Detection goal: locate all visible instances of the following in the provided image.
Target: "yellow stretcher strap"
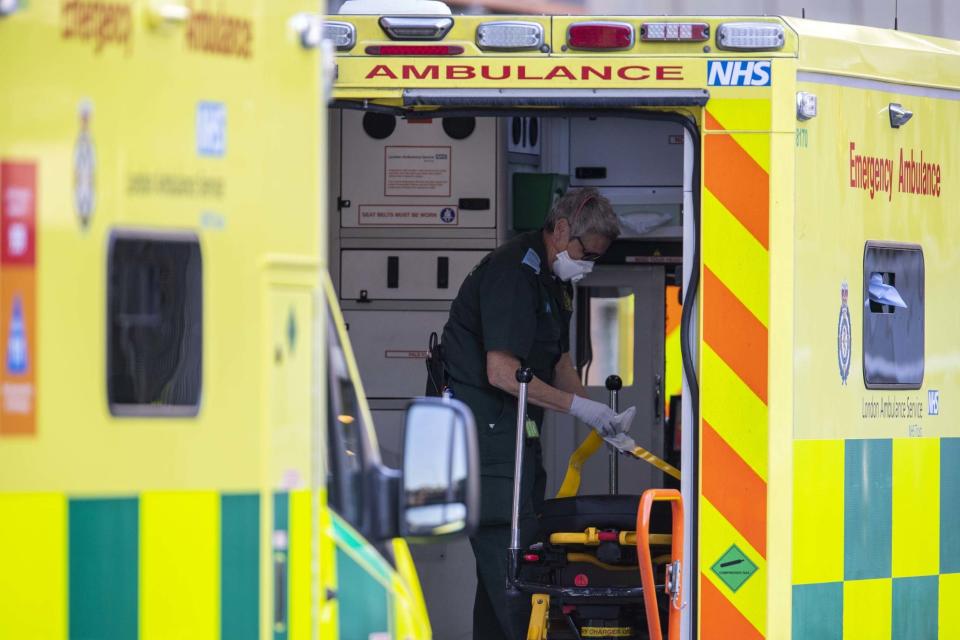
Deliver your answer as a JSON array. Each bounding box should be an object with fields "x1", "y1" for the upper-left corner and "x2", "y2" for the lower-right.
[
  {"x1": 556, "y1": 432, "x2": 604, "y2": 498},
  {"x1": 631, "y1": 445, "x2": 682, "y2": 481},
  {"x1": 566, "y1": 552, "x2": 638, "y2": 572},
  {"x1": 526, "y1": 594, "x2": 550, "y2": 640},
  {"x1": 556, "y1": 432, "x2": 682, "y2": 499}
]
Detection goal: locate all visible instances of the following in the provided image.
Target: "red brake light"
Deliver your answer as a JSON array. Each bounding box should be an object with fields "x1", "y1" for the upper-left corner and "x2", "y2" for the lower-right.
[
  {"x1": 365, "y1": 45, "x2": 464, "y2": 56},
  {"x1": 567, "y1": 22, "x2": 634, "y2": 50}
]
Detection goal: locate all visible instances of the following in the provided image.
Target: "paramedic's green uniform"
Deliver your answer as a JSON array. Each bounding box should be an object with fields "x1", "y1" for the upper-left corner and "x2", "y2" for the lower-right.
[{"x1": 441, "y1": 230, "x2": 573, "y2": 640}]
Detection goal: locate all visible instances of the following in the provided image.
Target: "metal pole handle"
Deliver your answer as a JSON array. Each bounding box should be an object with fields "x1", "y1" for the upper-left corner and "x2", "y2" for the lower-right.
[
  {"x1": 510, "y1": 367, "x2": 534, "y2": 551},
  {"x1": 606, "y1": 375, "x2": 622, "y2": 495}
]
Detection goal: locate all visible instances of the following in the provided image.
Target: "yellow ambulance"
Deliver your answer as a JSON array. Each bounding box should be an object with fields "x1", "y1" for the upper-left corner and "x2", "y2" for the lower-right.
[
  {"x1": 325, "y1": 7, "x2": 960, "y2": 639},
  {"x1": 0, "y1": 2, "x2": 479, "y2": 639}
]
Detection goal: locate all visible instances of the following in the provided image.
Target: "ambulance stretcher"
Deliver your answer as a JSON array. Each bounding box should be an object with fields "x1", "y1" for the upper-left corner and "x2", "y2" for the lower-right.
[{"x1": 508, "y1": 367, "x2": 685, "y2": 640}]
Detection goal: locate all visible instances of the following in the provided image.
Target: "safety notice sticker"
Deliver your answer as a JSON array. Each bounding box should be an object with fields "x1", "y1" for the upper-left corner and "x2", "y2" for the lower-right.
[
  {"x1": 384, "y1": 146, "x2": 451, "y2": 197},
  {"x1": 358, "y1": 205, "x2": 458, "y2": 226},
  {"x1": 710, "y1": 545, "x2": 757, "y2": 592}
]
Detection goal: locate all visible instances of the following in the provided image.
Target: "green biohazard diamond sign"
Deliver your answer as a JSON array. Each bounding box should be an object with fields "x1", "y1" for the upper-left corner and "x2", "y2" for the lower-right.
[{"x1": 710, "y1": 545, "x2": 757, "y2": 593}]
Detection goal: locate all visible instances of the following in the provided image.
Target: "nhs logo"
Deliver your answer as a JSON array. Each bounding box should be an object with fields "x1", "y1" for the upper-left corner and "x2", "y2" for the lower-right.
[
  {"x1": 707, "y1": 60, "x2": 771, "y2": 87},
  {"x1": 196, "y1": 101, "x2": 226, "y2": 157}
]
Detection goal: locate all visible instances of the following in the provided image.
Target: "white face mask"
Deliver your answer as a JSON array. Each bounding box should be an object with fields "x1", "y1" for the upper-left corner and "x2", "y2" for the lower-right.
[{"x1": 552, "y1": 250, "x2": 594, "y2": 284}]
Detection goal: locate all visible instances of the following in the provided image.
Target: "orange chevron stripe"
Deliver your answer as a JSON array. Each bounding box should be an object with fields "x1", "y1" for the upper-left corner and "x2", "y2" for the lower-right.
[
  {"x1": 702, "y1": 419, "x2": 767, "y2": 557},
  {"x1": 700, "y1": 575, "x2": 764, "y2": 640},
  {"x1": 702, "y1": 267, "x2": 768, "y2": 403},
  {"x1": 704, "y1": 110, "x2": 724, "y2": 132},
  {"x1": 704, "y1": 120, "x2": 769, "y2": 249}
]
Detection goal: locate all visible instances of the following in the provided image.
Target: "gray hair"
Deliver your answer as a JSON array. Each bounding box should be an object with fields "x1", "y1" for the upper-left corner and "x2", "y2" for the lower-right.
[{"x1": 543, "y1": 187, "x2": 620, "y2": 241}]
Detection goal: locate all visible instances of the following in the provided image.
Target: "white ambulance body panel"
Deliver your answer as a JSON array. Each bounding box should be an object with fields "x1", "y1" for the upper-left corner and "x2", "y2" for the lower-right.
[{"x1": 343, "y1": 309, "x2": 449, "y2": 399}]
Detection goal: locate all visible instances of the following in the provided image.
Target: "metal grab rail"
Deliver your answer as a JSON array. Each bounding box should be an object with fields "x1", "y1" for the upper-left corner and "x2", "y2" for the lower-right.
[{"x1": 636, "y1": 488, "x2": 685, "y2": 640}]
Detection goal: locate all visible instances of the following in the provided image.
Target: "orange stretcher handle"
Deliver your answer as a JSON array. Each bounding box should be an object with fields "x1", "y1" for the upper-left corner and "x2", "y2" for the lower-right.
[{"x1": 637, "y1": 489, "x2": 684, "y2": 640}]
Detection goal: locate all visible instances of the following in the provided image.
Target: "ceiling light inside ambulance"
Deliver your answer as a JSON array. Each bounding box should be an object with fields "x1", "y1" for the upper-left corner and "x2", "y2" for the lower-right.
[
  {"x1": 477, "y1": 22, "x2": 544, "y2": 51},
  {"x1": 716, "y1": 22, "x2": 785, "y2": 50},
  {"x1": 567, "y1": 22, "x2": 634, "y2": 50},
  {"x1": 323, "y1": 21, "x2": 356, "y2": 51},
  {"x1": 641, "y1": 22, "x2": 709, "y2": 42},
  {"x1": 379, "y1": 16, "x2": 454, "y2": 40}
]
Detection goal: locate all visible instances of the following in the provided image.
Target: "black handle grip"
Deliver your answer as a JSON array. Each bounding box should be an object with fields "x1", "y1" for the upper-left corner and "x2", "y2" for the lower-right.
[
  {"x1": 605, "y1": 375, "x2": 623, "y2": 391},
  {"x1": 516, "y1": 367, "x2": 534, "y2": 384}
]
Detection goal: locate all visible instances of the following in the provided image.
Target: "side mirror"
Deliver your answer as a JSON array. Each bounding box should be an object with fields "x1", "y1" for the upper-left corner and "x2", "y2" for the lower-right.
[{"x1": 400, "y1": 397, "x2": 479, "y2": 542}]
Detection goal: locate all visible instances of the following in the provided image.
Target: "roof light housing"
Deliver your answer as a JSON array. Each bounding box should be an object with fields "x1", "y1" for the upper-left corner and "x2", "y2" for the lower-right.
[
  {"x1": 567, "y1": 21, "x2": 634, "y2": 51},
  {"x1": 379, "y1": 16, "x2": 454, "y2": 40},
  {"x1": 323, "y1": 21, "x2": 357, "y2": 51},
  {"x1": 641, "y1": 22, "x2": 709, "y2": 42},
  {"x1": 477, "y1": 21, "x2": 544, "y2": 51},
  {"x1": 716, "y1": 22, "x2": 785, "y2": 51}
]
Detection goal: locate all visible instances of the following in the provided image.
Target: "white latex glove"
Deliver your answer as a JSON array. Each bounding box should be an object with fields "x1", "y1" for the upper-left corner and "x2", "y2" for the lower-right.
[
  {"x1": 605, "y1": 432, "x2": 637, "y2": 454},
  {"x1": 603, "y1": 407, "x2": 638, "y2": 453},
  {"x1": 610, "y1": 406, "x2": 636, "y2": 435},
  {"x1": 569, "y1": 395, "x2": 617, "y2": 437}
]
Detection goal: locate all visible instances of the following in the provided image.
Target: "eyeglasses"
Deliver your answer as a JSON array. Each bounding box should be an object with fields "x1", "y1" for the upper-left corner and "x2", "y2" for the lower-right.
[{"x1": 572, "y1": 236, "x2": 602, "y2": 262}]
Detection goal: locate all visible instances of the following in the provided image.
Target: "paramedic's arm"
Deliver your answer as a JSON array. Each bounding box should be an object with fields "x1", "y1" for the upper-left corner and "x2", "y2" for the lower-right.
[
  {"x1": 486, "y1": 350, "x2": 572, "y2": 413},
  {"x1": 552, "y1": 352, "x2": 589, "y2": 398}
]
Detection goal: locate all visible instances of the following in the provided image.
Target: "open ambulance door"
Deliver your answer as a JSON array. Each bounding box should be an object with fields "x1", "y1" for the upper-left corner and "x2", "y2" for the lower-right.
[{"x1": 330, "y1": 96, "x2": 704, "y2": 639}]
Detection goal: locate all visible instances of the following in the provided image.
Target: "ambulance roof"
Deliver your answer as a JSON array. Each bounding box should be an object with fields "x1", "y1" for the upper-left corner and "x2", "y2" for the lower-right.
[{"x1": 785, "y1": 17, "x2": 960, "y2": 90}]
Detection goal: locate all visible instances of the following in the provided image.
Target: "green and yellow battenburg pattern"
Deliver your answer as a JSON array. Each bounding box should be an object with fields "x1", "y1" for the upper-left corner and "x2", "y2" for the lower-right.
[
  {"x1": 792, "y1": 439, "x2": 960, "y2": 639},
  {"x1": 0, "y1": 490, "x2": 400, "y2": 639}
]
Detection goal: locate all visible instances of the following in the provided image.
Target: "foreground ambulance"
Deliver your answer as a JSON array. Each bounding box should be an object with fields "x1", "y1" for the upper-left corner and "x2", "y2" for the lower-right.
[
  {"x1": 325, "y1": 7, "x2": 960, "y2": 639},
  {"x1": 0, "y1": 2, "x2": 480, "y2": 639}
]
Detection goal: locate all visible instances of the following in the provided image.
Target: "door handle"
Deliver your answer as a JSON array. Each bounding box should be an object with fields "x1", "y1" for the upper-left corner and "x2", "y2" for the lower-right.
[{"x1": 326, "y1": 588, "x2": 338, "y2": 601}]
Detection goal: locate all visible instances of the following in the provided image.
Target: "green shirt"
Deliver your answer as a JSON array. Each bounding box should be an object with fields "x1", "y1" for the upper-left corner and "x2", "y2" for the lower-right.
[{"x1": 441, "y1": 230, "x2": 573, "y2": 435}]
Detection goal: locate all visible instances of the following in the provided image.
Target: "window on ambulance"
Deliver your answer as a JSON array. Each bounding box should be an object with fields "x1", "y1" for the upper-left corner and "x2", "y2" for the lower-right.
[
  {"x1": 578, "y1": 287, "x2": 635, "y2": 387},
  {"x1": 326, "y1": 311, "x2": 367, "y2": 529},
  {"x1": 862, "y1": 242, "x2": 924, "y2": 389},
  {"x1": 106, "y1": 231, "x2": 202, "y2": 417}
]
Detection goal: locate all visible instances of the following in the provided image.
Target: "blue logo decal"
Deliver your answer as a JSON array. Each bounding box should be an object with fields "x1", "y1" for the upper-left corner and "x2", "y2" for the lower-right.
[
  {"x1": 838, "y1": 282, "x2": 851, "y2": 385},
  {"x1": 6, "y1": 295, "x2": 27, "y2": 375},
  {"x1": 928, "y1": 390, "x2": 940, "y2": 416},
  {"x1": 196, "y1": 101, "x2": 226, "y2": 157},
  {"x1": 707, "y1": 60, "x2": 771, "y2": 86},
  {"x1": 440, "y1": 207, "x2": 456, "y2": 224},
  {"x1": 521, "y1": 248, "x2": 541, "y2": 274}
]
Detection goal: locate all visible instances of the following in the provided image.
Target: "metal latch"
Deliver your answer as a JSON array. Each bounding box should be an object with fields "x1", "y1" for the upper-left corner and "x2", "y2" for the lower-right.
[{"x1": 665, "y1": 560, "x2": 682, "y2": 608}]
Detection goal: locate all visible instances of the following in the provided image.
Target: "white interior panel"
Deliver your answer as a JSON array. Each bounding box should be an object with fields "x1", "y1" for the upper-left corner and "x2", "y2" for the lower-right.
[
  {"x1": 340, "y1": 110, "x2": 497, "y2": 228},
  {"x1": 569, "y1": 118, "x2": 684, "y2": 187},
  {"x1": 343, "y1": 309, "x2": 449, "y2": 398},
  {"x1": 340, "y1": 249, "x2": 487, "y2": 301}
]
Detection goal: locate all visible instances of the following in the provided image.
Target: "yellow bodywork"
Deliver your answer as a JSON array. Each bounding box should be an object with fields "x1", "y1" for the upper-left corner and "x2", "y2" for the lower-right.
[
  {"x1": 2, "y1": 4, "x2": 959, "y2": 638},
  {"x1": 0, "y1": 1, "x2": 430, "y2": 639},
  {"x1": 331, "y1": 13, "x2": 960, "y2": 640}
]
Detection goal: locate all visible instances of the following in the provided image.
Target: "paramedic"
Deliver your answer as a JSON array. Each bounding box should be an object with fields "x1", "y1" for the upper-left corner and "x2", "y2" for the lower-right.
[{"x1": 440, "y1": 187, "x2": 630, "y2": 639}]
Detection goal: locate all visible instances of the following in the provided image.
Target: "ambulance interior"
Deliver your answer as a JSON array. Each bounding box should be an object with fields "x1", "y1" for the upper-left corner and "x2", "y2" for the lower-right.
[{"x1": 329, "y1": 108, "x2": 696, "y2": 638}]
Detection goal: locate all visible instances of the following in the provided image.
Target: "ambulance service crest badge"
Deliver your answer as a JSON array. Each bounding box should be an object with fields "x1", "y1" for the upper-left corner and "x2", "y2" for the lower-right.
[{"x1": 838, "y1": 281, "x2": 851, "y2": 384}]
